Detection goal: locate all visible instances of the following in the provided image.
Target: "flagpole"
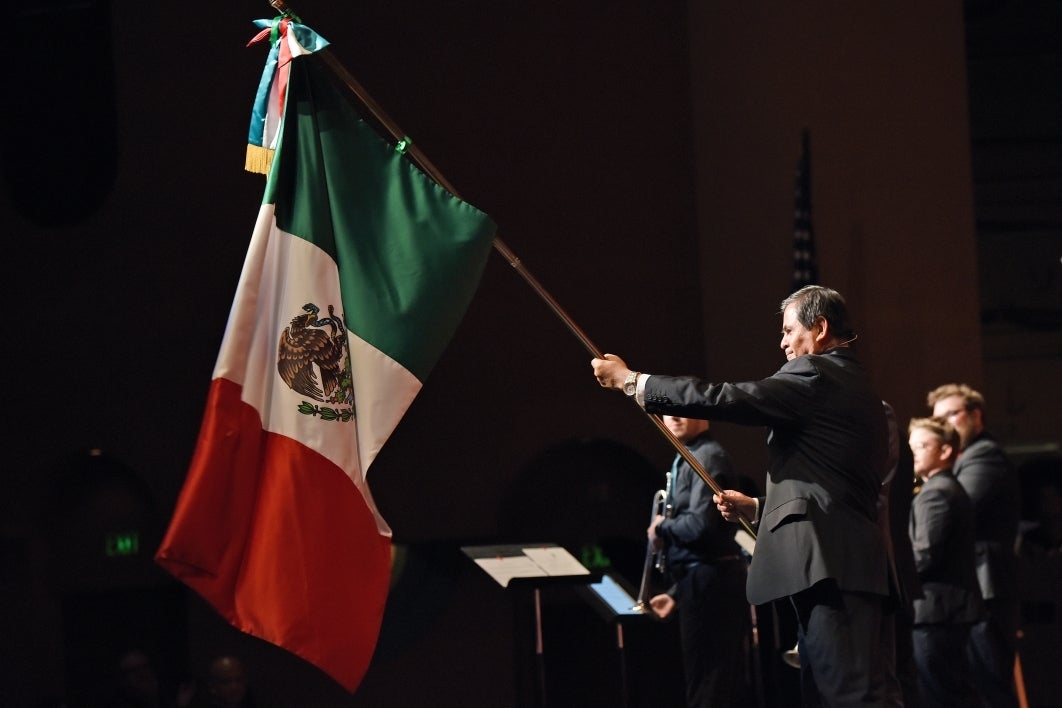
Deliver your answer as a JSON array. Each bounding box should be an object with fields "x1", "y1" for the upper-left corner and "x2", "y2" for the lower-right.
[{"x1": 266, "y1": 0, "x2": 756, "y2": 540}]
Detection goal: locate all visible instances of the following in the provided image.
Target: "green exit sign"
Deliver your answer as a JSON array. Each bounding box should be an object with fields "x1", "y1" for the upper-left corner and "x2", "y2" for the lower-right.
[{"x1": 105, "y1": 532, "x2": 140, "y2": 557}]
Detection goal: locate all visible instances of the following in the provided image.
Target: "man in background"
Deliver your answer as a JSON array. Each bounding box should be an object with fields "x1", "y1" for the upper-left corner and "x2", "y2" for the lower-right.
[
  {"x1": 927, "y1": 384, "x2": 1020, "y2": 708},
  {"x1": 646, "y1": 415, "x2": 748, "y2": 707},
  {"x1": 593, "y1": 285, "x2": 892, "y2": 706},
  {"x1": 907, "y1": 417, "x2": 983, "y2": 707}
]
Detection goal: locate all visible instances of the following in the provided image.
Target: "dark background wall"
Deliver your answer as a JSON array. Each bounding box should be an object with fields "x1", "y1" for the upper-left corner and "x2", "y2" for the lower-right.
[{"x1": 2, "y1": 1, "x2": 1058, "y2": 707}]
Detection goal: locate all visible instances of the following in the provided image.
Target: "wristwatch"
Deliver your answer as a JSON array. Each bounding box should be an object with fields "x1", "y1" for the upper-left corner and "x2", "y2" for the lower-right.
[{"x1": 623, "y1": 370, "x2": 640, "y2": 397}]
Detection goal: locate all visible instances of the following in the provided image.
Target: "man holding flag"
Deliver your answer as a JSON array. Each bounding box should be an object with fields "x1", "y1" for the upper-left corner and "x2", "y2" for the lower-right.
[{"x1": 592, "y1": 285, "x2": 893, "y2": 707}]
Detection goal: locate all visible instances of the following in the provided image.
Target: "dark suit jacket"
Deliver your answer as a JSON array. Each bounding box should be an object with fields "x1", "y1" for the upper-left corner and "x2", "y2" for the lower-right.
[
  {"x1": 909, "y1": 470, "x2": 984, "y2": 625},
  {"x1": 643, "y1": 348, "x2": 890, "y2": 605},
  {"x1": 953, "y1": 434, "x2": 1020, "y2": 601}
]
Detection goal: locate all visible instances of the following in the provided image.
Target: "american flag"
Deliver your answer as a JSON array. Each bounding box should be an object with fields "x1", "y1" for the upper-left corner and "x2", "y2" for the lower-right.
[{"x1": 792, "y1": 128, "x2": 818, "y2": 290}]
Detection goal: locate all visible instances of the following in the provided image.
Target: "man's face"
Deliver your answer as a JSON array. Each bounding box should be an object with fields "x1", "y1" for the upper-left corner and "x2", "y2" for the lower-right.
[
  {"x1": 931, "y1": 394, "x2": 980, "y2": 449},
  {"x1": 208, "y1": 657, "x2": 248, "y2": 708},
  {"x1": 118, "y1": 651, "x2": 159, "y2": 702},
  {"x1": 909, "y1": 428, "x2": 949, "y2": 479},
  {"x1": 780, "y1": 304, "x2": 821, "y2": 361},
  {"x1": 664, "y1": 416, "x2": 708, "y2": 443}
]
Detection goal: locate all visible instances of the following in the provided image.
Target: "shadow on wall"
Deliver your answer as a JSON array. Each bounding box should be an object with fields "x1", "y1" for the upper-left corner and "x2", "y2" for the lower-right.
[
  {"x1": 5, "y1": 1, "x2": 118, "y2": 227},
  {"x1": 499, "y1": 437, "x2": 661, "y2": 586},
  {"x1": 26, "y1": 449, "x2": 188, "y2": 708}
]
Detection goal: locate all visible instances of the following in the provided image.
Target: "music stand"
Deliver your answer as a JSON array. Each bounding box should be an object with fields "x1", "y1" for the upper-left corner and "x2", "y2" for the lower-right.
[
  {"x1": 579, "y1": 573, "x2": 650, "y2": 708},
  {"x1": 462, "y1": 543, "x2": 596, "y2": 708}
]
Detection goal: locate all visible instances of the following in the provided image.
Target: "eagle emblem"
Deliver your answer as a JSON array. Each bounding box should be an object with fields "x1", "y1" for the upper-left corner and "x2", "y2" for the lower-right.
[{"x1": 277, "y1": 303, "x2": 355, "y2": 421}]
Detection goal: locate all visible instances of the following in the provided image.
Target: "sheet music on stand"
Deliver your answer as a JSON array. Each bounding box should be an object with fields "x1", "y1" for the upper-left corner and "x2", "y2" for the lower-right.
[
  {"x1": 461, "y1": 543, "x2": 591, "y2": 587},
  {"x1": 579, "y1": 572, "x2": 652, "y2": 707},
  {"x1": 583, "y1": 573, "x2": 644, "y2": 618}
]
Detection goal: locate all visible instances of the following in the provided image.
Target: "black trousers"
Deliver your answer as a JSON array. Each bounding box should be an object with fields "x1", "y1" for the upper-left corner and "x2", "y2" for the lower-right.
[
  {"x1": 912, "y1": 622, "x2": 974, "y2": 708},
  {"x1": 968, "y1": 598, "x2": 1019, "y2": 708},
  {"x1": 672, "y1": 559, "x2": 749, "y2": 708},
  {"x1": 790, "y1": 579, "x2": 890, "y2": 708}
]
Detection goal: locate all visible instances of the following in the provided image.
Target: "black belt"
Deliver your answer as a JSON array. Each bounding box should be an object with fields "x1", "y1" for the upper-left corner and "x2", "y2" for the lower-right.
[
  {"x1": 687, "y1": 555, "x2": 743, "y2": 567},
  {"x1": 672, "y1": 555, "x2": 743, "y2": 577}
]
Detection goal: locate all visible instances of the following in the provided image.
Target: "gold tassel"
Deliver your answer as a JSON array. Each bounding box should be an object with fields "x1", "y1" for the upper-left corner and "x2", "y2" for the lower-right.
[{"x1": 245, "y1": 144, "x2": 275, "y2": 175}]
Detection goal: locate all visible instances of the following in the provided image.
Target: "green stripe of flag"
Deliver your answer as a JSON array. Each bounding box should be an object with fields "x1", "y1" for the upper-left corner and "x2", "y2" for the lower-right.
[{"x1": 264, "y1": 54, "x2": 496, "y2": 382}]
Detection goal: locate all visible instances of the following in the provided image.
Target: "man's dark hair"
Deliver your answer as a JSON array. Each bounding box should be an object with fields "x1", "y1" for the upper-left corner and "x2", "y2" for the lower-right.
[{"x1": 780, "y1": 285, "x2": 856, "y2": 341}]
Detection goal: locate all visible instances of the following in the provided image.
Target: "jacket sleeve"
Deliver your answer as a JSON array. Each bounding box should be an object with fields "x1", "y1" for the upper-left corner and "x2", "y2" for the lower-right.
[
  {"x1": 954, "y1": 443, "x2": 1006, "y2": 511},
  {"x1": 644, "y1": 358, "x2": 818, "y2": 429},
  {"x1": 910, "y1": 483, "x2": 954, "y2": 576}
]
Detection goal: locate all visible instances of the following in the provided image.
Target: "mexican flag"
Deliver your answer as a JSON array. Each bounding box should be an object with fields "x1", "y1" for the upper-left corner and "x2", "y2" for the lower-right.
[{"x1": 156, "y1": 24, "x2": 496, "y2": 692}]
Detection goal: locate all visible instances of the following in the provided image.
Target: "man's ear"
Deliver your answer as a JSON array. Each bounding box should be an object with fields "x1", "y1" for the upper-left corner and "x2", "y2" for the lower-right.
[{"x1": 813, "y1": 316, "x2": 830, "y2": 342}]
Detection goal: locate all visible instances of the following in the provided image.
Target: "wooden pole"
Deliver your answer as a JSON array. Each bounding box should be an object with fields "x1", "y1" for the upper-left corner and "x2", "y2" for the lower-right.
[{"x1": 265, "y1": 0, "x2": 757, "y2": 540}]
